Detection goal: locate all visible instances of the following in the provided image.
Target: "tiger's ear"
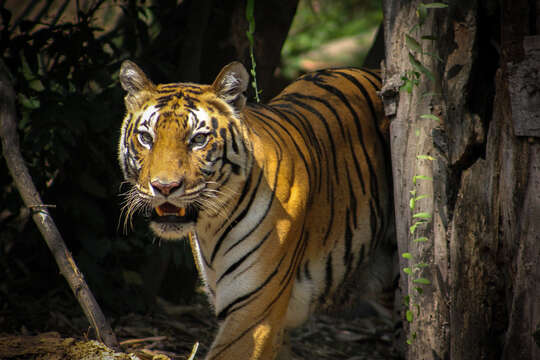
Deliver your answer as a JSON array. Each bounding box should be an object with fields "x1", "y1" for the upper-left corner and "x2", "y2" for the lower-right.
[
  {"x1": 212, "y1": 62, "x2": 249, "y2": 112},
  {"x1": 119, "y1": 60, "x2": 155, "y2": 111}
]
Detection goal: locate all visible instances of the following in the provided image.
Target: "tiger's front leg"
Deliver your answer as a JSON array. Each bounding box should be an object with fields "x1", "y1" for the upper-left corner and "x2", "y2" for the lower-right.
[{"x1": 205, "y1": 285, "x2": 293, "y2": 360}]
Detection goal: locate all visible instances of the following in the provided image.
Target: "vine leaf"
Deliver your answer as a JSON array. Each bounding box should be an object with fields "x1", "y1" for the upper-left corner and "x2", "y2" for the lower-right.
[
  {"x1": 420, "y1": 113, "x2": 441, "y2": 121},
  {"x1": 405, "y1": 34, "x2": 422, "y2": 53},
  {"x1": 413, "y1": 212, "x2": 432, "y2": 219},
  {"x1": 413, "y1": 175, "x2": 433, "y2": 184},
  {"x1": 413, "y1": 277, "x2": 431, "y2": 285},
  {"x1": 409, "y1": 52, "x2": 435, "y2": 82},
  {"x1": 406, "y1": 309, "x2": 414, "y2": 322},
  {"x1": 410, "y1": 220, "x2": 428, "y2": 234},
  {"x1": 424, "y1": 3, "x2": 449, "y2": 9}
]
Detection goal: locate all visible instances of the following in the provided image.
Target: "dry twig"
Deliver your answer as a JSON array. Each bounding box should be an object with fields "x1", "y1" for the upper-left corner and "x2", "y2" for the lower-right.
[{"x1": 0, "y1": 60, "x2": 118, "y2": 349}]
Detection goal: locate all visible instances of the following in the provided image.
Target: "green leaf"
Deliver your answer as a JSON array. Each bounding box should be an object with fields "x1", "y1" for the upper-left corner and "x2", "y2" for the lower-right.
[
  {"x1": 405, "y1": 34, "x2": 422, "y2": 53},
  {"x1": 417, "y1": 154, "x2": 436, "y2": 160},
  {"x1": 410, "y1": 197, "x2": 415, "y2": 210},
  {"x1": 424, "y1": 3, "x2": 449, "y2": 9},
  {"x1": 413, "y1": 212, "x2": 432, "y2": 219},
  {"x1": 416, "y1": 4, "x2": 427, "y2": 25},
  {"x1": 414, "y1": 286, "x2": 424, "y2": 294},
  {"x1": 406, "y1": 309, "x2": 413, "y2": 322},
  {"x1": 413, "y1": 175, "x2": 433, "y2": 184},
  {"x1": 409, "y1": 220, "x2": 427, "y2": 234},
  {"x1": 400, "y1": 79, "x2": 414, "y2": 93},
  {"x1": 402, "y1": 252, "x2": 413, "y2": 259},
  {"x1": 413, "y1": 277, "x2": 431, "y2": 285},
  {"x1": 420, "y1": 114, "x2": 441, "y2": 121},
  {"x1": 415, "y1": 262, "x2": 429, "y2": 269},
  {"x1": 18, "y1": 93, "x2": 41, "y2": 109},
  {"x1": 409, "y1": 52, "x2": 435, "y2": 82},
  {"x1": 414, "y1": 237, "x2": 429, "y2": 242},
  {"x1": 403, "y1": 267, "x2": 413, "y2": 275},
  {"x1": 404, "y1": 295, "x2": 411, "y2": 306}
]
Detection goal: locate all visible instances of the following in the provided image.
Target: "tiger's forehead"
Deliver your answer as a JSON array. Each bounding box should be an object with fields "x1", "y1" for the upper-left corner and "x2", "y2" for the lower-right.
[
  {"x1": 152, "y1": 82, "x2": 228, "y2": 114},
  {"x1": 130, "y1": 83, "x2": 223, "y2": 134}
]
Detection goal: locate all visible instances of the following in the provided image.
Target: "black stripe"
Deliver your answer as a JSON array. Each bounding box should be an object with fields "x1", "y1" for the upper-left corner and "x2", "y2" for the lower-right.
[
  {"x1": 280, "y1": 226, "x2": 307, "y2": 285},
  {"x1": 279, "y1": 93, "x2": 347, "y2": 140},
  {"x1": 322, "y1": 183, "x2": 335, "y2": 246},
  {"x1": 215, "y1": 128, "x2": 242, "y2": 175},
  {"x1": 333, "y1": 72, "x2": 386, "y2": 237},
  {"x1": 362, "y1": 73, "x2": 381, "y2": 93},
  {"x1": 249, "y1": 106, "x2": 313, "y2": 196},
  {"x1": 359, "y1": 68, "x2": 382, "y2": 83},
  {"x1": 217, "y1": 229, "x2": 273, "y2": 284},
  {"x1": 369, "y1": 198, "x2": 379, "y2": 250},
  {"x1": 322, "y1": 253, "x2": 333, "y2": 302},
  {"x1": 214, "y1": 164, "x2": 255, "y2": 235},
  {"x1": 279, "y1": 94, "x2": 340, "y2": 186},
  {"x1": 211, "y1": 169, "x2": 265, "y2": 262},
  {"x1": 223, "y1": 139, "x2": 281, "y2": 253},
  {"x1": 271, "y1": 104, "x2": 323, "y2": 193},
  {"x1": 212, "y1": 228, "x2": 308, "y2": 358},
  {"x1": 343, "y1": 210, "x2": 354, "y2": 278},
  {"x1": 303, "y1": 261, "x2": 312, "y2": 281},
  {"x1": 344, "y1": 164, "x2": 358, "y2": 227},
  {"x1": 216, "y1": 254, "x2": 285, "y2": 320},
  {"x1": 228, "y1": 123, "x2": 240, "y2": 154},
  {"x1": 310, "y1": 73, "x2": 382, "y2": 225},
  {"x1": 345, "y1": 130, "x2": 366, "y2": 194}
]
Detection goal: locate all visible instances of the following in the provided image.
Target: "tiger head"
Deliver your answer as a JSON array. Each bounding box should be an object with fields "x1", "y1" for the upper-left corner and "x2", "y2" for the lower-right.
[{"x1": 118, "y1": 60, "x2": 251, "y2": 240}]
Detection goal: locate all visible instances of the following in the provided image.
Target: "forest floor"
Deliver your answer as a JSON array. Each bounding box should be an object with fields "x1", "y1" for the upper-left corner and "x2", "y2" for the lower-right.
[{"x1": 0, "y1": 286, "x2": 399, "y2": 359}]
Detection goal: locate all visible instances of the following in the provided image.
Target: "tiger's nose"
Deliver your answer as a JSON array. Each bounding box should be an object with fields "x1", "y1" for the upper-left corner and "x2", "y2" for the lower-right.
[{"x1": 150, "y1": 179, "x2": 183, "y2": 196}]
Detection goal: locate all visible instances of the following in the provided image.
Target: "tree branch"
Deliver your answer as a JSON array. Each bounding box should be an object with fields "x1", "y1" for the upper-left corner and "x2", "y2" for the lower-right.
[{"x1": 0, "y1": 60, "x2": 118, "y2": 349}]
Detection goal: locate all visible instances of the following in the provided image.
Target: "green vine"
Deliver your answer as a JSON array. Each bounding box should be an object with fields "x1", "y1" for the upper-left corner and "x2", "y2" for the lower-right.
[
  {"x1": 245, "y1": 0, "x2": 261, "y2": 103},
  {"x1": 399, "y1": 1, "x2": 448, "y2": 345}
]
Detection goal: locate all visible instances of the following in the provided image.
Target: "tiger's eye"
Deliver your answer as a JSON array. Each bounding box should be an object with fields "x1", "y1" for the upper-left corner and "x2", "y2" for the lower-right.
[
  {"x1": 191, "y1": 133, "x2": 208, "y2": 147},
  {"x1": 137, "y1": 131, "x2": 153, "y2": 148}
]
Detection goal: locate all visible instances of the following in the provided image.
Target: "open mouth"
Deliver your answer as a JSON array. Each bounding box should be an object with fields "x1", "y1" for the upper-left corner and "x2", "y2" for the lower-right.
[{"x1": 151, "y1": 202, "x2": 198, "y2": 223}]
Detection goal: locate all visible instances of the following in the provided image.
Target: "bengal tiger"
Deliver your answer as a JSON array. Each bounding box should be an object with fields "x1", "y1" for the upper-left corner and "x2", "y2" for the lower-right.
[{"x1": 118, "y1": 60, "x2": 394, "y2": 359}]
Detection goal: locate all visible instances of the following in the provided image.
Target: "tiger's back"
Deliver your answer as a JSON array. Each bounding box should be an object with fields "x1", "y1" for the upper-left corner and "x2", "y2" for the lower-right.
[
  {"x1": 118, "y1": 62, "x2": 393, "y2": 359},
  {"x1": 244, "y1": 68, "x2": 392, "y2": 326}
]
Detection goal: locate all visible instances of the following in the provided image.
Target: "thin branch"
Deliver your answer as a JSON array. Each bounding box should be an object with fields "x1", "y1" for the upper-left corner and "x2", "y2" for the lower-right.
[{"x1": 0, "y1": 59, "x2": 118, "y2": 349}]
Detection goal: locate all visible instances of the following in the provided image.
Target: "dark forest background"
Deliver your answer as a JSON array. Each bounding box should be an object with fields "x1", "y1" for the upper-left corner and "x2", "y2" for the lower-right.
[{"x1": 0, "y1": 0, "x2": 382, "y2": 329}]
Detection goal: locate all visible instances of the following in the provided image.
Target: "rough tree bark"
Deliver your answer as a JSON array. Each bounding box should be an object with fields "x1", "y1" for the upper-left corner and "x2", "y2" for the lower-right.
[{"x1": 382, "y1": 0, "x2": 540, "y2": 359}]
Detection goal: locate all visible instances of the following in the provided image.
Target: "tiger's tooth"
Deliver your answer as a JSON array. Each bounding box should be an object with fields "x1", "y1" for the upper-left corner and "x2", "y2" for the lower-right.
[
  {"x1": 155, "y1": 206, "x2": 164, "y2": 216},
  {"x1": 178, "y1": 207, "x2": 186, "y2": 217}
]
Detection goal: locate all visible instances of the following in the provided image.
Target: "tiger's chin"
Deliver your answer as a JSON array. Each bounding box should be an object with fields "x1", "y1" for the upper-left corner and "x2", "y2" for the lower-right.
[
  {"x1": 149, "y1": 203, "x2": 198, "y2": 240},
  {"x1": 149, "y1": 221, "x2": 195, "y2": 240}
]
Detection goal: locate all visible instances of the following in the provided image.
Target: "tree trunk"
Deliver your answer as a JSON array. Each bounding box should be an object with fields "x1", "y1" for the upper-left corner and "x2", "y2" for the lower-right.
[{"x1": 382, "y1": 0, "x2": 540, "y2": 358}]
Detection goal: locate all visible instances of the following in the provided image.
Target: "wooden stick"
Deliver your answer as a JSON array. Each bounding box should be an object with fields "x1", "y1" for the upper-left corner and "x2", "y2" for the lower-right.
[{"x1": 0, "y1": 60, "x2": 118, "y2": 349}]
